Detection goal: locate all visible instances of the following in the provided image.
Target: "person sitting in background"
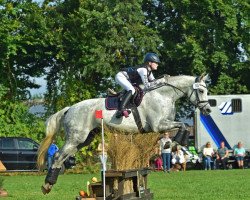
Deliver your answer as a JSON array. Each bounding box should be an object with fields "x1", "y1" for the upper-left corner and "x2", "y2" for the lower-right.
[
  {"x1": 216, "y1": 141, "x2": 229, "y2": 170},
  {"x1": 47, "y1": 140, "x2": 59, "y2": 169},
  {"x1": 172, "y1": 146, "x2": 186, "y2": 171},
  {"x1": 203, "y1": 142, "x2": 214, "y2": 170},
  {"x1": 234, "y1": 141, "x2": 246, "y2": 169},
  {"x1": 154, "y1": 155, "x2": 163, "y2": 171}
]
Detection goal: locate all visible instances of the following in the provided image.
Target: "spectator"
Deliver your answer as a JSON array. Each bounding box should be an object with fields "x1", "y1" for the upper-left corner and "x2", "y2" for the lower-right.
[
  {"x1": 47, "y1": 140, "x2": 59, "y2": 169},
  {"x1": 97, "y1": 142, "x2": 108, "y2": 171},
  {"x1": 154, "y1": 155, "x2": 163, "y2": 171},
  {"x1": 216, "y1": 141, "x2": 229, "y2": 170},
  {"x1": 159, "y1": 132, "x2": 172, "y2": 173},
  {"x1": 234, "y1": 141, "x2": 246, "y2": 169},
  {"x1": 203, "y1": 142, "x2": 214, "y2": 170},
  {"x1": 172, "y1": 146, "x2": 186, "y2": 171}
]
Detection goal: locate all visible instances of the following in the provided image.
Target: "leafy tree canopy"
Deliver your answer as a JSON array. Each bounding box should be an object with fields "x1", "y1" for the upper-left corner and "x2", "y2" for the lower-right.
[
  {"x1": 0, "y1": 0, "x2": 61, "y2": 100},
  {"x1": 143, "y1": 0, "x2": 249, "y2": 92},
  {"x1": 0, "y1": 0, "x2": 249, "y2": 131},
  {"x1": 43, "y1": 0, "x2": 162, "y2": 112},
  {"x1": 0, "y1": 85, "x2": 45, "y2": 141}
]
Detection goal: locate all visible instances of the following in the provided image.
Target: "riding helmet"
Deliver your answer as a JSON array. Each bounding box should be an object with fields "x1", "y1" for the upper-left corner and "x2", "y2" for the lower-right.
[{"x1": 143, "y1": 53, "x2": 161, "y2": 64}]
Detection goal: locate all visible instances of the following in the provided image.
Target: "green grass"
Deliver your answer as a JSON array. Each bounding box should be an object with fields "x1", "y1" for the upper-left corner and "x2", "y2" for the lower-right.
[
  {"x1": 1, "y1": 170, "x2": 250, "y2": 200},
  {"x1": 149, "y1": 170, "x2": 250, "y2": 200},
  {"x1": 1, "y1": 173, "x2": 99, "y2": 200}
]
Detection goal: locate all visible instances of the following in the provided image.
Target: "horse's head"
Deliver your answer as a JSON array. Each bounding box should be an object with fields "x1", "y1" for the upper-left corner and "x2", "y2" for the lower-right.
[
  {"x1": 155, "y1": 74, "x2": 211, "y2": 115},
  {"x1": 188, "y1": 74, "x2": 211, "y2": 115}
]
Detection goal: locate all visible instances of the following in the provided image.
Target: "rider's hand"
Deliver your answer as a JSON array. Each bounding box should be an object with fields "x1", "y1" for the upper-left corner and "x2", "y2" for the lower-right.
[{"x1": 155, "y1": 79, "x2": 164, "y2": 85}]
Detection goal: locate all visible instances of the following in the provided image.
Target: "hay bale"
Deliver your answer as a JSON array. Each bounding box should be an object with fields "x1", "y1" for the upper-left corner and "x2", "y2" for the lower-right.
[{"x1": 107, "y1": 132, "x2": 161, "y2": 170}]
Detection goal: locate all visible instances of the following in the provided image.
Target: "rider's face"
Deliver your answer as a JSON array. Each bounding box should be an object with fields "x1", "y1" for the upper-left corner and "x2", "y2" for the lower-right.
[{"x1": 149, "y1": 62, "x2": 159, "y2": 70}]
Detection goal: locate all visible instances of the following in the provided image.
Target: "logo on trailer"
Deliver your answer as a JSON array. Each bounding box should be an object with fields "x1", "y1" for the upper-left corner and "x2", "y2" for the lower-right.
[{"x1": 218, "y1": 101, "x2": 233, "y2": 115}]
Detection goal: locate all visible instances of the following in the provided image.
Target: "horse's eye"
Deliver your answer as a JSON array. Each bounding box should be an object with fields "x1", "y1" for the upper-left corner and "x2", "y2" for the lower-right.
[{"x1": 199, "y1": 89, "x2": 204, "y2": 94}]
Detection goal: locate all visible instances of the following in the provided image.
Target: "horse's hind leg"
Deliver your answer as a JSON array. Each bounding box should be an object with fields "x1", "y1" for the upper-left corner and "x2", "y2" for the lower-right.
[
  {"x1": 42, "y1": 141, "x2": 78, "y2": 194},
  {"x1": 41, "y1": 129, "x2": 99, "y2": 195}
]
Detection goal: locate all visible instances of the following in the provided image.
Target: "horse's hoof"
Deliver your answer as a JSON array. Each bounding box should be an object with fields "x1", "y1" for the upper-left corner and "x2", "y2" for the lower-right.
[{"x1": 41, "y1": 183, "x2": 52, "y2": 195}]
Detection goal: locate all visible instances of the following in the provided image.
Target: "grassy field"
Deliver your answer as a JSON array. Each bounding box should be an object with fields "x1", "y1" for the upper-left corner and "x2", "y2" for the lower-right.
[{"x1": 1, "y1": 169, "x2": 250, "y2": 200}]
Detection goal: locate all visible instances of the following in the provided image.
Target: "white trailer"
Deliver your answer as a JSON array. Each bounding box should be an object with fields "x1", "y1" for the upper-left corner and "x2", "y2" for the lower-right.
[{"x1": 195, "y1": 94, "x2": 250, "y2": 151}]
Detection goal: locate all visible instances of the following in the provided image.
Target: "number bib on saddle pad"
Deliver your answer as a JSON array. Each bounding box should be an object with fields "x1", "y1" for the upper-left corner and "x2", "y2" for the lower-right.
[{"x1": 105, "y1": 85, "x2": 144, "y2": 110}]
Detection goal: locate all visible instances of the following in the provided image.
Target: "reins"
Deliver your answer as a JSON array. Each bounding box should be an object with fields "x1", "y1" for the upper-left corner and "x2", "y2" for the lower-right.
[{"x1": 145, "y1": 75, "x2": 209, "y2": 109}]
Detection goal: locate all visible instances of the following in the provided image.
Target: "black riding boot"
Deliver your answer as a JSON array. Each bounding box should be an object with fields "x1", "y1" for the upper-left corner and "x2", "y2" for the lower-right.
[{"x1": 116, "y1": 90, "x2": 133, "y2": 118}]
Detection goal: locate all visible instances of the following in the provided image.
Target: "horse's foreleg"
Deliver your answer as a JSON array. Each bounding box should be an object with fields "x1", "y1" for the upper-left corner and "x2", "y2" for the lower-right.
[
  {"x1": 42, "y1": 167, "x2": 61, "y2": 194},
  {"x1": 158, "y1": 120, "x2": 191, "y2": 146},
  {"x1": 158, "y1": 120, "x2": 186, "y2": 132}
]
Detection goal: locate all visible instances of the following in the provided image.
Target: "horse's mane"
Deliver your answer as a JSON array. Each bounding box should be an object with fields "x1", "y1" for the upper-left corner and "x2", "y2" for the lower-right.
[
  {"x1": 157, "y1": 74, "x2": 196, "y2": 87},
  {"x1": 159, "y1": 74, "x2": 194, "y2": 81},
  {"x1": 143, "y1": 73, "x2": 208, "y2": 95}
]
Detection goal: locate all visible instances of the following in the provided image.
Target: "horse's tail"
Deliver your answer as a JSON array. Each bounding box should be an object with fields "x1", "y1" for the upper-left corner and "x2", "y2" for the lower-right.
[{"x1": 37, "y1": 106, "x2": 70, "y2": 170}]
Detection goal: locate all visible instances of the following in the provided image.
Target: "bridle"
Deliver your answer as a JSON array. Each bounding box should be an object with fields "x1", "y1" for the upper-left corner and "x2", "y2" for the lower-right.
[
  {"x1": 146, "y1": 75, "x2": 209, "y2": 109},
  {"x1": 187, "y1": 77, "x2": 209, "y2": 110}
]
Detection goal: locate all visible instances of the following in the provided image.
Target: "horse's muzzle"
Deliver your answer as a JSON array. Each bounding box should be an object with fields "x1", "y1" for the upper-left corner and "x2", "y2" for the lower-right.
[{"x1": 201, "y1": 105, "x2": 212, "y2": 115}]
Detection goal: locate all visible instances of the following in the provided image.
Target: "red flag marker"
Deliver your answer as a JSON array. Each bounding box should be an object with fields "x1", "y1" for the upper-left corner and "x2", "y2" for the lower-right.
[
  {"x1": 95, "y1": 109, "x2": 105, "y2": 199},
  {"x1": 95, "y1": 110, "x2": 103, "y2": 119}
]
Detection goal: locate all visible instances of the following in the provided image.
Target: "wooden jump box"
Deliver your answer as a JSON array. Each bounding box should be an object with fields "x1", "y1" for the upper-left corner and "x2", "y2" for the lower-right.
[{"x1": 86, "y1": 168, "x2": 153, "y2": 200}]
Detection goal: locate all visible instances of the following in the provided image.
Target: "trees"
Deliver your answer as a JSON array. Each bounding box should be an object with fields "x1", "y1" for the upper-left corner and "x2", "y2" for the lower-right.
[
  {"x1": 143, "y1": 0, "x2": 249, "y2": 94},
  {"x1": 0, "y1": 0, "x2": 56, "y2": 100},
  {"x1": 1, "y1": 0, "x2": 248, "y2": 104},
  {"x1": 0, "y1": 85, "x2": 45, "y2": 141},
  {"x1": 142, "y1": 0, "x2": 249, "y2": 120},
  {"x1": 43, "y1": 0, "x2": 162, "y2": 112},
  {"x1": 0, "y1": 0, "x2": 249, "y2": 138},
  {"x1": 0, "y1": 0, "x2": 49, "y2": 140}
]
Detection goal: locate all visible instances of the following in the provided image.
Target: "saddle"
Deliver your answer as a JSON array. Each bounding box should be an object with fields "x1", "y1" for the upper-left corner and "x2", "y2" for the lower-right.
[{"x1": 105, "y1": 85, "x2": 144, "y2": 110}]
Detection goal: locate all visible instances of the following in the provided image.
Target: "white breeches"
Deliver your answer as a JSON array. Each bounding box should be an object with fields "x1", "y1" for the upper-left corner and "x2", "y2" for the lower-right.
[{"x1": 115, "y1": 72, "x2": 136, "y2": 95}]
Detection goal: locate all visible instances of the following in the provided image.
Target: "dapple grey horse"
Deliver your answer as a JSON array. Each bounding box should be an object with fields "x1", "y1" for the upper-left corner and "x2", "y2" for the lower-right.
[{"x1": 37, "y1": 74, "x2": 211, "y2": 194}]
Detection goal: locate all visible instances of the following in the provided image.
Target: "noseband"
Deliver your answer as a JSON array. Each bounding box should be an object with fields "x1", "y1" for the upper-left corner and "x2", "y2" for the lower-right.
[
  {"x1": 188, "y1": 84, "x2": 209, "y2": 109},
  {"x1": 145, "y1": 75, "x2": 209, "y2": 110},
  {"x1": 188, "y1": 77, "x2": 209, "y2": 109}
]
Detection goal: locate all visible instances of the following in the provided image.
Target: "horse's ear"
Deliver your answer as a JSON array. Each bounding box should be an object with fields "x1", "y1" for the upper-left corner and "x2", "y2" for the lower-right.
[
  {"x1": 199, "y1": 73, "x2": 206, "y2": 81},
  {"x1": 200, "y1": 74, "x2": 211, "y2": 86},
  {"x1": 201, "y1": 74, "x2": 209, "y2": 81}
]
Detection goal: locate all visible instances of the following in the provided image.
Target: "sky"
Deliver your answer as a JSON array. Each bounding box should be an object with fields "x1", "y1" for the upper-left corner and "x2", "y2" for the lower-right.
[{"x1": 29, "y1": 77, "x2": 47, "y2": 96}]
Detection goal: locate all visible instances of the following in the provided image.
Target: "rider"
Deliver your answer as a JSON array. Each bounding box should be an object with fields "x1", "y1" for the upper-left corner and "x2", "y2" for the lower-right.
[{"x1": 115, "y1": 52, "x2": 161, "y2": 118}]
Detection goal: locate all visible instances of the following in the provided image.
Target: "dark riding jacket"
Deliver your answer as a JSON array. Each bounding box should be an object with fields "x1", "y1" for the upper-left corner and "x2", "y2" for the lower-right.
[{"x1": 121, "y1": 66, "x2": 153, "y2": 85}]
